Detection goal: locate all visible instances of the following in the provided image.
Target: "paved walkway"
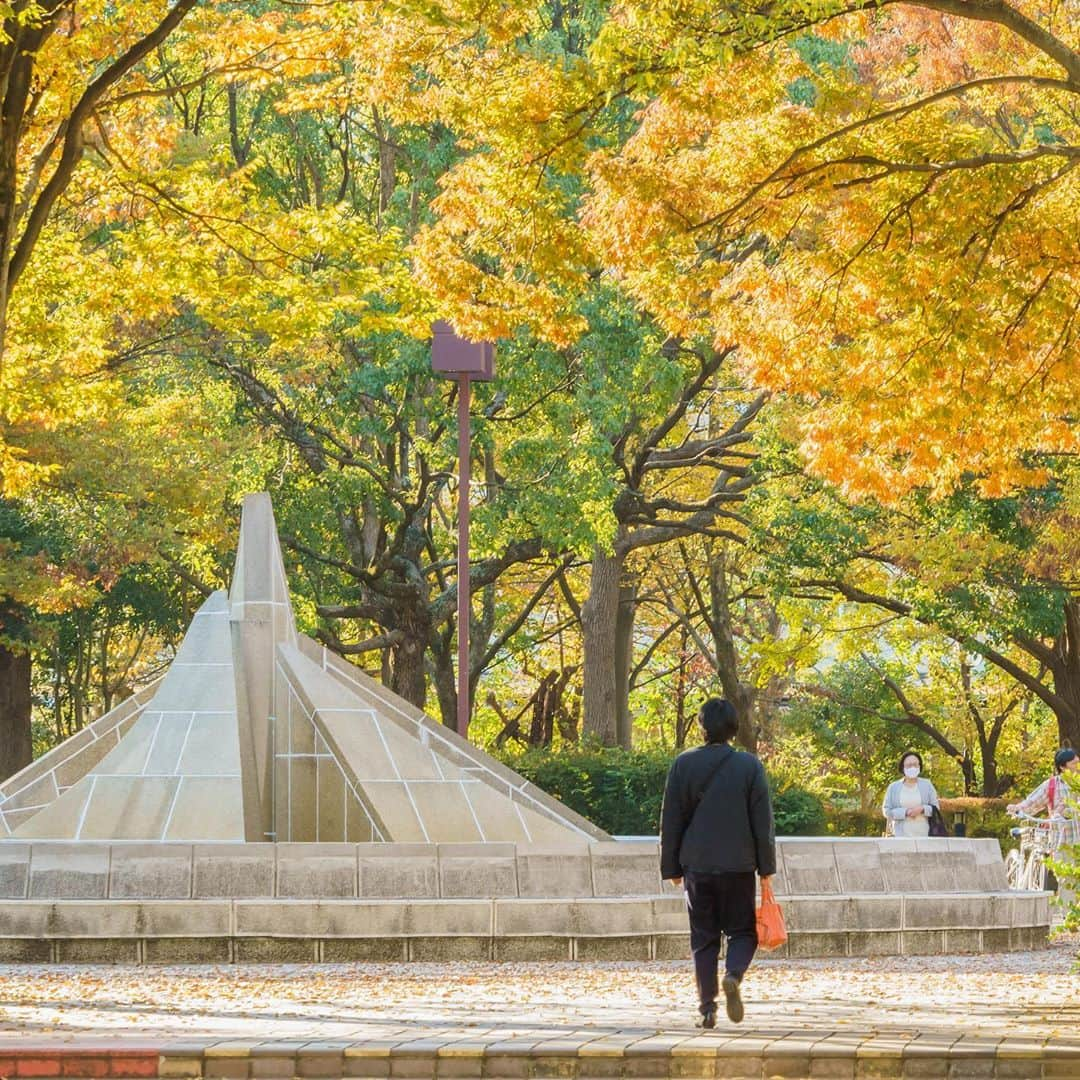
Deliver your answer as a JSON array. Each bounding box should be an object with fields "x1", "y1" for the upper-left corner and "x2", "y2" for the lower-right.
[{"x1": 2, "y1": 942, "x2": 1080, "y2": 1077}]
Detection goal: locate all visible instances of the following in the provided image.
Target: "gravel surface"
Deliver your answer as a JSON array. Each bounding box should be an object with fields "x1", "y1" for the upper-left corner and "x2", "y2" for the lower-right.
[{"x1": 1, "y1": 938, "x2": 1078, "y2": 1045}]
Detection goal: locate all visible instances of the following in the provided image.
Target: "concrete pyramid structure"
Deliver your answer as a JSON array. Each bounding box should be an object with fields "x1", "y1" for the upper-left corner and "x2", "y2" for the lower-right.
[{"x1": 0, "y1": 494, "x2": 606, "y2": 845}]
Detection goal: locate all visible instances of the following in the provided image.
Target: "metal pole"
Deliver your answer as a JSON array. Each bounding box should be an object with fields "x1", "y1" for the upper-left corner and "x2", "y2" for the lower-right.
[{"x1": 457, "y1": 373, "x2": 471, "y2": 738}]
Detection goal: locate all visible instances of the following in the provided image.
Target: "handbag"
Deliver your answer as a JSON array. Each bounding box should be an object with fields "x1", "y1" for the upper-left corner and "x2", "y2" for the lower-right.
[
  {"x1": 928, "y1": 805, "x2": 949, "y2": 837},
  {"x1": 756, "y1": 878, "x2": 788, "y2": 951}
]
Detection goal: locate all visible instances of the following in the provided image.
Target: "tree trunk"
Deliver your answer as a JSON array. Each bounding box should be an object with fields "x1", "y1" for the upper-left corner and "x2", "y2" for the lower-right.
[
  {"x1": 429, "y1": 635, "x2": 458, "y2": 730},
  {"x1": 708, "y1": 549, "x2": 758, "y2": 752},
  {"x1": 581, "y1": 546, "x2": 624, "y2": 745},
  {"x1": 529, "y1": 672, "x2": 558, "y2": 746},
  {"x1": 978, "y1": 741, "x2": 1011, "y2": 797},
  {"x1": 390, "y1": 613, "x2": 429, "y2": 710},
  {"x1": 0, "y1": 643, "x2": 32, "y2": 781},
  {"x1": 613, "y1": 576, "x2": 636, "y2": 749},
  {"x1": 0, "y1": 37, "x2": 39, "y2": 359},
  {"x1": 1050, "y1": 598, "x2": 1080, "y2": 749},
  {"x1": 674, "y1": 626, "x2": 691, "y2": 749}
]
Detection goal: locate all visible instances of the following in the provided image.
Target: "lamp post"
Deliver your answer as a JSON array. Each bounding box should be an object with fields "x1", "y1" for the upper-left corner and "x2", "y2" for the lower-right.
[{"x1": 431, "y1": 321, "x2": 495, "y2": 738}]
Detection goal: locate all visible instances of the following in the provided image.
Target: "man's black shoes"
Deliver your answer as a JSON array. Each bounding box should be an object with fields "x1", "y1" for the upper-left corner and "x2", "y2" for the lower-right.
[
  {"x1": 697, "y1": 977, "x2": 744, "y2": 1027},
  {"x1": 721, "y1": 974, "x2": 744, "y2": 1023}
]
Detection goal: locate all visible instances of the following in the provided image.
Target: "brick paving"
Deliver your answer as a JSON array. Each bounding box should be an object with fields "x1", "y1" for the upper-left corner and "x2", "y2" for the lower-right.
[{"x1": 1, "y1": 941, "x2": 1080, "y2": 1077}]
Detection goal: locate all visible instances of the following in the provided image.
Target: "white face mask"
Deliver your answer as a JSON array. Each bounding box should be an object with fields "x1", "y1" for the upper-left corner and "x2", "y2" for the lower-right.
[{"x1": 904, "y1": 765, "x2": 920, "y2": 779}]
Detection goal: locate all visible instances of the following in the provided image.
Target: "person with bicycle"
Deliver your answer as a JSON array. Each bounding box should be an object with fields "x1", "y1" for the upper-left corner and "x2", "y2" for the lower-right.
[{"x1": 1007, "y1": 748, "x2": 1080, "y2": 868}]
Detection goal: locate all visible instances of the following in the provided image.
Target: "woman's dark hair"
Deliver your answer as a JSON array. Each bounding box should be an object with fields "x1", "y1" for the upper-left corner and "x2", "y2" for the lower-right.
[
  {"x1": 1054, "y1": 748, "x2": 1078, "y2": 774},
  {"x1": 898, "y1": 750, "x2": 924, "y2": 775},
  {"x1": 699, "y1": 698, "x2": 739, "y2": 744}
]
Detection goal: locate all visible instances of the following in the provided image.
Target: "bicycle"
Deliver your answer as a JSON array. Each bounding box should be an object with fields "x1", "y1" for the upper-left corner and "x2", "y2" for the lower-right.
[{"x1": 1005, "y1": 809, "x2": 1064, "y2": 891}]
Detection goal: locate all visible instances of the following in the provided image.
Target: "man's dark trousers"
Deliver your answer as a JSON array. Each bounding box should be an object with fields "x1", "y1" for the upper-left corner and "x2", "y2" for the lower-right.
[{"x1": 684, "y1": 870, "x2": 757, "y2": 1009}]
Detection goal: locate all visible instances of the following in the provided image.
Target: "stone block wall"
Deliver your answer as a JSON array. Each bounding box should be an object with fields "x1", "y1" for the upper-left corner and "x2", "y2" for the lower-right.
[
  {"x1": 0, "y1": 840, "x2": 664, "y2": 899},
  {"x1": 0, "y1": 837, "x2": 1013, "y2": 900}
]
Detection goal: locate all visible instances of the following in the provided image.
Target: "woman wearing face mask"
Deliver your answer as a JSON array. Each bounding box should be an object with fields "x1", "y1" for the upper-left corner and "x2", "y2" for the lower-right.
[{"x1": 882, "y1": 751, "x2": 941, "y2": 837}]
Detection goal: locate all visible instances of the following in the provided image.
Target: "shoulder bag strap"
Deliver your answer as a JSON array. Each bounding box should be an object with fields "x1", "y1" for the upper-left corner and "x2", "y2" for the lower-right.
[{"x1": 689, "y1": 747, "x2": 737, "y2": 822}]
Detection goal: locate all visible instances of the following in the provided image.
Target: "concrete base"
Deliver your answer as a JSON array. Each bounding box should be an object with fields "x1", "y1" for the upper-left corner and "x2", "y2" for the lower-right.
[
  {"x1": 0, "y1": 891, "x2": 1048, "y2": 963},
  {"x1": 0, "y1": 836, "x2": 1050, "y2": 961}
]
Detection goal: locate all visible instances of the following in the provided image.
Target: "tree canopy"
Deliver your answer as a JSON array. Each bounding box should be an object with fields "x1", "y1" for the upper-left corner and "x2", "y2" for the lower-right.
[{"x1": 0, "y1": 0, "x2": 1075, "y2": 822}]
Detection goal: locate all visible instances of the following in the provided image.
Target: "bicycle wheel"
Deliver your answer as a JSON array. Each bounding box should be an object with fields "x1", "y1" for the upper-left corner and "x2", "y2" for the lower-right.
[
  {"x1": 1032, "y1": 857, "x2": 1047, "y2": 891},
  {"x1": 1005, "y1": 848, "x2": 1022, "y2": 889}
]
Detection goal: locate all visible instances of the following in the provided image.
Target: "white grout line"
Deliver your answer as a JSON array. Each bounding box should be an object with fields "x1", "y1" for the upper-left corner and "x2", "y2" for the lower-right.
[
  {"x1": 132, "y1": 709, "x2": 237, "y2": 716},
  {"x1": 159, "y1": 777, "x2": 185, "y2": 840},
  {"x1": 459, "y1": 781, "x2": 486, "y2": 841},
  {"x1": 91, "y1": 773, "x2": 242, "y2": 779},
  {"x1": 396, "y1": 777, "x2": 430, "y2": 843},
  {"x1": 276, "y1": 666, "x2": 318, "y2": 722},
  {"x1": 172, "y1": 714, "x2": 196, "y2": 776},
  {"x1": 309, "y1": 708, "x2": 379, "y2": 716},
  {"x1": 140, "y1": 715, "x2": 165, "y2": 775},
  {"x1": 370, "y1": 718, "x2": 404, "y2": 782},
  {"x1": 346, "y1": 778, "x2": 481, "y2": 784},
  {"x1": 513, "y1": 800, "x2": 534, "y2": 843},
  {"x1": 431, "y1": 751, "x2": 446, "y2": 780},
  {"x1": 346, "y1": 776, "x2": 383, "y2": 841},
  {"x1": 73, "y1": 776, "x2": 98, "y2": 840}
]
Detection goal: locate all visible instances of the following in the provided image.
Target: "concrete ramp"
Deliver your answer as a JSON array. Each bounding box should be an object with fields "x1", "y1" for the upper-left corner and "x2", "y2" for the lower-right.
[
  {"x1": 12, "y1": 592, "x2": 249, "y2": 842},
  {"x1": 275, "y1": 645, "x2": 596, "y2": 843}
]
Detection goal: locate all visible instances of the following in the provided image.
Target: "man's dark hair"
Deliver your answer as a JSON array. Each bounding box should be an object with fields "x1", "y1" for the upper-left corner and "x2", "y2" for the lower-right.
[
  {"x1": 1054, "y1": 748, "x2": 1078, "y2": 774},
  {"x1": 699, "y1": 698, "x2": 739, "y2": 744},
  {"x1": 898, "y1": 750, "x2": 923, "y2": 775}
]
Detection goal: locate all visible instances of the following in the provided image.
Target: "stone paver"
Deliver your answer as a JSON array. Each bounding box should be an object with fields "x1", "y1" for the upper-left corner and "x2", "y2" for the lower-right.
[{"x1": 1, "y1": 941, "x2": 1079, "y2": 1076}]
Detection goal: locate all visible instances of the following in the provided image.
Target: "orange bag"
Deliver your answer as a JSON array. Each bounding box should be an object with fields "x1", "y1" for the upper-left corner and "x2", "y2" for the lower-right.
[{"x1": 756, "y1": 878, "x2": 788, "y2": 951}]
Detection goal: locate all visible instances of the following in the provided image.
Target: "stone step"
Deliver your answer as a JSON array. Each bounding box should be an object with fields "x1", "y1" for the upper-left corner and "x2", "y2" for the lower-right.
[
  {"x1": 0, "y1": 926, "x2": 1050, "y2": 964},
  {"x1": 0, "y1": 890, "x2": 1050, "y2": 961}
]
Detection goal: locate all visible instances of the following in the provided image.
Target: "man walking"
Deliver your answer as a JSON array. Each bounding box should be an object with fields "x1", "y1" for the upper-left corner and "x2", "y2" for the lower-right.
[{"x1": 660, "y1": 698, "x2": 776, "y2": 1028}]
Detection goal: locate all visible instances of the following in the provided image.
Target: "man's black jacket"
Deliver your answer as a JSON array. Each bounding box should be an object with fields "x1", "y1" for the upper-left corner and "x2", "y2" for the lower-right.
[{"x1": 660, "y1": 742, "x2": 777, "y2": 880}]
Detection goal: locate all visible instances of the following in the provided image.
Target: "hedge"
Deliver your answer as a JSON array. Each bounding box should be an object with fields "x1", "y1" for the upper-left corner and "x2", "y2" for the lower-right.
[{"x1": 494, "y1": 745, "x2": 828, "y2": 836}]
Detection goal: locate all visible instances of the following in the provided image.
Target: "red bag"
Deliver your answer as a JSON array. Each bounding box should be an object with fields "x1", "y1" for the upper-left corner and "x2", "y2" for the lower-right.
[{"x1": 756, "y1": 878, "x2": 788, "y2": 951}]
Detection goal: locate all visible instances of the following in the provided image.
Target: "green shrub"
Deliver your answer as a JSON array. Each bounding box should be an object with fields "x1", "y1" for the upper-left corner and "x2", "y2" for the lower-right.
[
  {"x1": 959, "y1": 807, "x2": 1015, "y2": 847},
  {"x1": 825, "y1": 809, "x2": 882, "y2": 837},
  {"x1": 825, "y1": 799, "x2": 1014, "y2": 843},
  {"x1": 497, "y1": 745, "x2": 670, "y2": 835},
  {"x1": 772, "y1": 785, "x2": 827, "y2": 835},
  {"x1": 495, "y1": 745, "x2": 826, "y2": 837}
]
